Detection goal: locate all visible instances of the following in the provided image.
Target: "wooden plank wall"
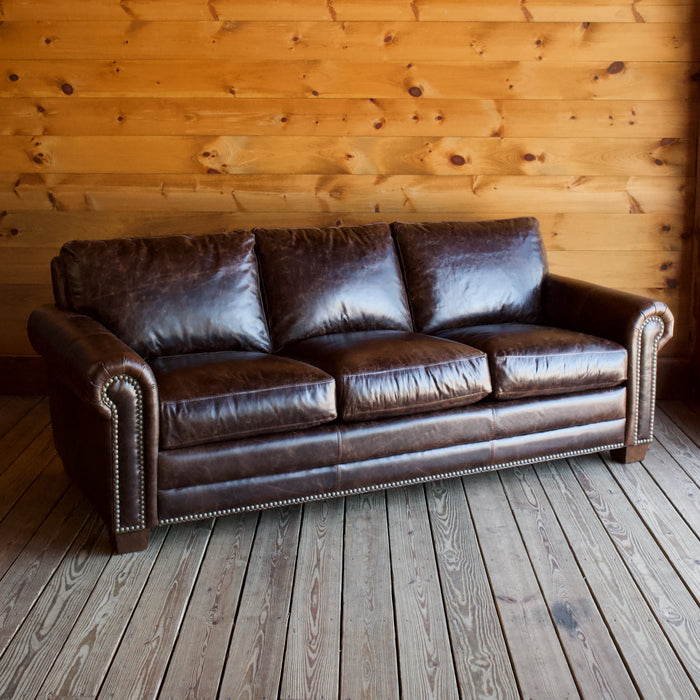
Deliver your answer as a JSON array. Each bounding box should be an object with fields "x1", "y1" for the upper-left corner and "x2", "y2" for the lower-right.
[{"x1": 0, "y1": 0, "x2": 698, "y2": 381}]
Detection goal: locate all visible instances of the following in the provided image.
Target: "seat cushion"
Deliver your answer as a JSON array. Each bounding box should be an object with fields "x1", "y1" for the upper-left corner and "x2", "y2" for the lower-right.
[
  {"x1": 150, "y1": 351, "x2": 337, "y2": 449},
  {"x1": 438, "y1": 323, "x2": 627, "y2": 400},
  {"x1": 281, "y1": 330, "x2": 492, "y2": 422},
  {"x1": 255, "y1": 223, "x2": 412, "y2": 349},
  {"x1": 392, "y1": 218, "x2": 547, "y2": 333},
  {"x1": 55, "y1": 230, "x2": 272, "y2": 358}
]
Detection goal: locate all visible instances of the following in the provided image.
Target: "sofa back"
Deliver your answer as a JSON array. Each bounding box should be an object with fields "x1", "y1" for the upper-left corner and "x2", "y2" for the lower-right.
[
  {"x1": 51, "y1": 231, "x2": 272, "y2": 358},
  {"x1": 255, "y1": 223, "x2": 412, "y2": 349},
  {"x1": 50, "y1": 218, "x2": 548, "y2": 357},
  {"x1": 393, "y1": 218, "x2": 547, "y2": 334}
]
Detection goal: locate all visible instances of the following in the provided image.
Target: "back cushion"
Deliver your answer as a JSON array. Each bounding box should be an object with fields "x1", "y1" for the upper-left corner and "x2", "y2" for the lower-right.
[
  {"x1": 393, "y1": 218, "x2": 548, "y2": 334},
  {"x1": 56, "y1": 231, "x2": 272, "y2": 357},
  {"x1": 255, "y1": 223, "x2": 412, "y2": 348}
]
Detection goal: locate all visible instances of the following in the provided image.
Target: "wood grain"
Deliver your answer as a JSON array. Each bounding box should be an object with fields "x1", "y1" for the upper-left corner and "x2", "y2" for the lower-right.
[
  {"x1": 653, "y1": 405, "x2": 700, "y2": 492},
  {"x1": 0, "y1": 0, "x2": 695, "y2": 369},
  {"x1": 571, "y1": 454, "x2": 700, "y2": 685},
  {"x1": 2, "y1": 59, "x2": 696, "y2": 100},
  {"x1": 0, "y1": 395, "x2": 41, "y2": 438},
  {"x1": 0, "y1": 397, "x2": 49, "y2": 475},
  {"x1": 425, "y1": 478, "x2": 519, "y2": 699},
  {"x1": 602, "y1": 452, "x2": 700, "y2": 595},
  {"x1": 97, "y1": 520, "x2": 213, "y2": 699},
  {"x1": 1, "y1": 98, "x2": 693, "y2": 138},
  {"x1": 36, "y1": 527, "x2": 167, "y2": 697},
  {"x1": 0, "y1": 424, "x2": 55, "y2": 519},
  {"x1": 387, "y1": 485, "x2": 460, "y2": 699},
  {"x1": 0, "y1": 456, "x2": 70, "y2": 580},
  {"x1": 0, "y1": 515, "x2": 109, "y2": 699},
  {"x1": 341, "y1": 492, "x2": 400, "y2": 700},
  {"x1": 500, "y1": 467, "x2": 640, "y2": 698},
  {"x1": 158, "y1": 513, "x2": 258, "y2": 699},
  {"x1": 218, "y1": 506, "x2": 302, "y2": 700},
  {"x1": 465, "y1": 470, "x2": 579, "y2": 699},
  {"x1": 280, "y1": 499, "x2": 344, "y2": 700},
  {"x1": 0, "y1": 21, "x2": 694, "y2": 62},
  {"x1": 0, "y1": 135, "x2": 689, "y2": 176},
  {"x1": 0, "y1": 0, "x2": 695, "y2": 23},
  {"x1": 640, "y1": 438, "x2": 700, "y2": 537},
  {"x1": 538, "y1": 459, "x2": 698, "y2": 697},
  {"x1": 0, "y1": 211, "x2": 690, "y2": 251},
  {"x1": 1, "y1": 174, "x2": 691, "y2": 213}
]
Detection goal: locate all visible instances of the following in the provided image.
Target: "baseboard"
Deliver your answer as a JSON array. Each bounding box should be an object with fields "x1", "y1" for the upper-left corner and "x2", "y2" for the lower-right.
[
  {"x1": 0, "y1": 353, "x2": 693, "y2": 399},
  {"x1": 0, "y1": 356, "x2": 48, "y2": 395}
]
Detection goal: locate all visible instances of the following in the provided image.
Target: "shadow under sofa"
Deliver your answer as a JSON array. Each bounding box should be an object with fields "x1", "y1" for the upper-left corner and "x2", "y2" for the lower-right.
[{"x1": 28, "y1": 217, "x2": 673, "y2": 553}]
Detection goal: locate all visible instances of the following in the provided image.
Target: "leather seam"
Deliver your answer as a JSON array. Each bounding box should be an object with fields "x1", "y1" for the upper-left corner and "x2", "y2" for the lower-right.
[
  {"x1": 338, "y1": 355, "x2": 487, "y2": 380},
  {"x1": 158, "y1": 378, "x2": 335, "y2": 405},
  {"x1": 157, "y1": 440, "x2": 626, "y2": 525}
]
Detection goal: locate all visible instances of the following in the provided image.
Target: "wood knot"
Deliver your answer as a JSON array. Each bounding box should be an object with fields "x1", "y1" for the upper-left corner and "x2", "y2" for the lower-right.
[
  {"x1": 450, "y1": 155, "x2": 466, "y2": 166},
  {"x1": 408, "y1": 86, "x2": 422, "y2": 97},
  {"x1": 606, "y1": 61, "x2": 625, "y2": 74},
  {"x1": 61, "y1": 83, "x2": 74, "y2": 95}
]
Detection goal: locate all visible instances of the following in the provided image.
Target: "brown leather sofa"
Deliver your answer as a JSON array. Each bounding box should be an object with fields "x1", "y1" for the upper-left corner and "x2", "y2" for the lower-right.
[{"x1": 28, "y1": 218, "x2": 673, "y2": 553}]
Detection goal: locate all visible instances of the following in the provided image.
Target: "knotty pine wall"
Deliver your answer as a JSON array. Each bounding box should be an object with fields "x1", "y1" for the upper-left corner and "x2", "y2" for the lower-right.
[{"x1": 0, "y1": 0, "x2": 699, "y2": 391}]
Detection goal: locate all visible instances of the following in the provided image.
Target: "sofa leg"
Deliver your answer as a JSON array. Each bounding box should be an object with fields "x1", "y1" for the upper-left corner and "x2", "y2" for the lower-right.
[
  {"x1": 110, "y1": 529, "x2": 151, "y2": 554},
  {"x1": 610, "y1": 444, "x2": 649, "y2": 464}
]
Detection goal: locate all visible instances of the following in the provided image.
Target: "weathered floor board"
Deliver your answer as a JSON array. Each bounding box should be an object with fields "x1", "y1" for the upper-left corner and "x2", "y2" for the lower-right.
[{"x1": 0, "y1": 396, "x2": 698, "y2": 698}]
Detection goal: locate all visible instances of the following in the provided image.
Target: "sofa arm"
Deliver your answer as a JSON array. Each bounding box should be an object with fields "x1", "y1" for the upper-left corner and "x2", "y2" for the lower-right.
[
  {"x1": 28, "y1": 305, "x2": 159, "y2": 551},
  {"x1": 542, "y1": 274, "x2": 673, "y2": 447}
]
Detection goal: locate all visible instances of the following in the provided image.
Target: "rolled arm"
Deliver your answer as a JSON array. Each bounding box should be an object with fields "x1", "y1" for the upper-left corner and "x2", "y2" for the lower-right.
[
  {"x1": 28, "y1": 305, "x2": 158, "y2": 549},
  {"x1": 542, "y1": 274, "x2": 673, "y2": 446}
]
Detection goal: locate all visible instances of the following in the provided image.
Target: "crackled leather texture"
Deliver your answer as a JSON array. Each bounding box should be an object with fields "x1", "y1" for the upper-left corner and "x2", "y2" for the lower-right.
[
  {"x1": 255, "y1": 223, "x2": 412, "y2": 349},
  {"x1": 440, "y1": 323, "x2": 627, "y2": 400},
  {"x1": 393, "y1": 217, "x2": 547, "y2": 333},
  {"x1": 150, "y1": 350, "x2": 337, "y2": 449},
  {"x1": 281, "y1": 329, "x2": 491, "y2": 421},
  {"x1": 54, "y1": 230, "x2": 272, "y2": 358}
]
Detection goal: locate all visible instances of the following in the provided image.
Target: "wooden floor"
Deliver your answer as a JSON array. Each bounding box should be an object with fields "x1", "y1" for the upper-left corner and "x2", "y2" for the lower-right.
[{"x1": 0, "y1": 397, "x2": 698, "y2": 699}]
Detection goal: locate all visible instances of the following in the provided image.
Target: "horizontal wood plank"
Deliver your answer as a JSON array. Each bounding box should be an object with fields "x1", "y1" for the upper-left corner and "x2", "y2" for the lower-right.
[
  {"x1": 0, "y1": 135, "x2": 689, "y2": 177},
  {"x1": 1, "y1": 60, "x2": 697, "y2": 100},
  {"x1": 0, "y1": 21, "x2": 694, "y2": 62},
  {"x1": 1, "y1": 174, "x2": 692, "y2": 213},
  {"x1": 0, "y1": 0, "x2": 694, "y2": 23},
  {"x1": 1, "y1": 98, "x2": 694, "y2": 138},
  {"x1": 0, "y1": 211, "x2": 691, "y2": 252}
]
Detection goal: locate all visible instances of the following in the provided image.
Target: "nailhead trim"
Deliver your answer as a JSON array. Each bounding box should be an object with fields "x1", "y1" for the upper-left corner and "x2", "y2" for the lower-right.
[
  {"x1": 633, "y1": 316, "x2": 664, "y2": 445},
  {"x1": 101, "y1": 375, "x2": 146, "y2": 534},
  {"x1": 158, "y1": 440, "x2": 625, "y2": 525}
]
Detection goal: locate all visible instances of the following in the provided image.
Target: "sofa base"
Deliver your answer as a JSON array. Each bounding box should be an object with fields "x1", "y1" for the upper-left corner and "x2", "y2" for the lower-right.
[
  {"x1": 110, "y1": 529, "x2": 151, "y2": 554},
  {"x1": 610, "y1": 444, "x2": 649, "y2": 463}
]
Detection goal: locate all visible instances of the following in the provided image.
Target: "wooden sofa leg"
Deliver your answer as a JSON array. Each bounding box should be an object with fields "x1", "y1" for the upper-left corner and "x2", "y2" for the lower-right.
[
  {"x1": 110, "y1": 529, "x2": 151, "y2": 554},
  {"x1": 610, "y1": 444, "x2": 649, "y2": 464}
]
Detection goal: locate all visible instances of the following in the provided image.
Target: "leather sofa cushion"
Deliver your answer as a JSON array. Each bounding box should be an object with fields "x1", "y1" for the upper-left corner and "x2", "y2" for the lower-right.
[
  {"x1": 255, "y1": 223, "x2": 412, "y2": 349},
  {"x1": 55, "y1": 231, "x2": 271, "y2": 358},
  {"x1": 393, "y1": 218, "x2": 547, "y2": 333},
  {"x1": 150, "y1": 351, "x2": 337, "y2": 449},
  {"x1": 281, "y1": 330, "x2": 491, "y2": 422},
  {"x1": 439, "y1": 323, "x2": 627, "y2": 400}
]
